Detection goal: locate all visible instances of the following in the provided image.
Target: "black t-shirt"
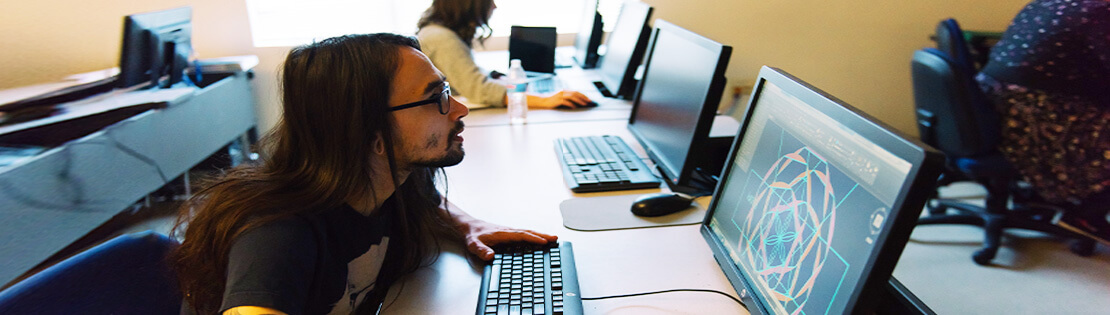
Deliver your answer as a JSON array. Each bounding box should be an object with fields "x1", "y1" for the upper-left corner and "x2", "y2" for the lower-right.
[{"x1": 215, "y1": 200, "x2": 396, "y2": 315}]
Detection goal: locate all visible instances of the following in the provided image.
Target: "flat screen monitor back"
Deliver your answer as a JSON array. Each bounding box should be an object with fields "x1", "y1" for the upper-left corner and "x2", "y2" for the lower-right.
[
  {"x1": 595, "y1": 1, "x2": 652, "y2": 99},
  {"x1": 573, "y1": 0, "x2": 603, "y2": 69},
  {"x1": 509, "y1": 26, "x2": 557, "y2": 73},
  {"x1": 118, "y1": 6, "x2": 193, "y2": 89},
  {"x1": 699, "y1": 66, "x2": 943, "y2": 314},
  {"x1": 628, "y1": 20, "x2": 730, "y2": 193}
]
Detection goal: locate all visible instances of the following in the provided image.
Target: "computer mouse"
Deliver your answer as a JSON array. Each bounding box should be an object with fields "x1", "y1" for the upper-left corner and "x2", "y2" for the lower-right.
[
  {"x1": 630, "y1": 192, "x2": 695, "y2": 217},
  {"x1": 556, "y1": 101, "x2": 598, "y2": 110}
]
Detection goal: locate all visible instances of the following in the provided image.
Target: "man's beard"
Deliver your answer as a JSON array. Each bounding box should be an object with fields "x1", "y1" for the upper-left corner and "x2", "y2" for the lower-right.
[{"x1": 411, "y1": 121, "x2": 466, "y2": 168}]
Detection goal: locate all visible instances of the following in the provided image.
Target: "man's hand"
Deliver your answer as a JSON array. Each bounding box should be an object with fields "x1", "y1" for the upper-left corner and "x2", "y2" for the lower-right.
[{"x1": 463, "y1": 221, "x2": 558, "y2": 261}]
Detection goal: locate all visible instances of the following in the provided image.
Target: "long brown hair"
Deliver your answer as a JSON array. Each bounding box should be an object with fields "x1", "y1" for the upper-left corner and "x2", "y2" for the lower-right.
[
  {"x1": 169, "y1": 33, "x2": 457, "y2": 313},
  {"x1": 417, "y1": 0, "x2": 495, "y2": 47}
]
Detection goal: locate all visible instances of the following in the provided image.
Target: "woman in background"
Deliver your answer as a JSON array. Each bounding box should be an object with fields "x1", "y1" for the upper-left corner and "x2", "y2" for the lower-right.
[
  {"x1": 417, "y1": 0, "x2": 593, "y2": 109},
  {"x1": 977, "y1": 0, "x2": 1110, "y2": 243}
]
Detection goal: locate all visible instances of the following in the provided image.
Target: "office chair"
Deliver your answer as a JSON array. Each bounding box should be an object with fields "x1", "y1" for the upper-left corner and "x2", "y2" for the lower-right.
[
  {"x1": 0, "y1": 231, "x2": 182, "y2": 313},
  {"x1": 934, "y1": 18, "x2": 977, "y2": 71},
  {"x1": 910, "y1": 48, "x2": 1095, "y2": 265}
]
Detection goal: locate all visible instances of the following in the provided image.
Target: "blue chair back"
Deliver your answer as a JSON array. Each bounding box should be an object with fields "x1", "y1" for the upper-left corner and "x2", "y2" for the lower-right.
[
  {"x1": 0, "y1": 231, "x2": 181, "y2": 314},
  {"x1": 935, "y1": 18, "x2": 976, "y2": 72},
  {"x1": 911, "y1": 48, "x2": 1000, "y2": 158}
]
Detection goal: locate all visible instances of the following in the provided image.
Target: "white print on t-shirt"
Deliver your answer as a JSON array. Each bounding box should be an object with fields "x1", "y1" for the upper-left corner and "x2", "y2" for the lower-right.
[{"x1": 327, "y1": 237, "x2": 390, "y2": 314}]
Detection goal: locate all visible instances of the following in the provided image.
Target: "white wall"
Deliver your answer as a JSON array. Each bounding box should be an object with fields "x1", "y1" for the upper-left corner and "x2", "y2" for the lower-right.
[{"x1": 1, "y1": 0, "x2": 1030, "y2": 136}]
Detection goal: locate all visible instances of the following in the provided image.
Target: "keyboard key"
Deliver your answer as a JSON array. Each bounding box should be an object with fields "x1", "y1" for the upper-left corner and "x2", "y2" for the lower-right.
[{"x1": 534, "y1": 304, "x2": 545, "y2": 315}]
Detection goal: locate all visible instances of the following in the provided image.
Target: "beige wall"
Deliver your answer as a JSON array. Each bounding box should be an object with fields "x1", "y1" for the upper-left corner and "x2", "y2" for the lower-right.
[
  {"x1": 1, "y1": 0, "x2": 1029, "y2": 136},
  {"x1": 639, "y1": 0, "x2": 1028, "y2": 135}
]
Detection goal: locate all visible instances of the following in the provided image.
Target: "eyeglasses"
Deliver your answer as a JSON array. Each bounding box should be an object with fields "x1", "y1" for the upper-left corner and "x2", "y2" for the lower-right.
[{"x1": 390, "y1": 82, "x2": 451, "y2": 115}]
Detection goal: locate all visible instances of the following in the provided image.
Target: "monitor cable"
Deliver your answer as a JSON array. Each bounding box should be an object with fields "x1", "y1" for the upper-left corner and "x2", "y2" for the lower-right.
[{"x1": 582, "y1": 288, "x2": 746, "y2": 308}]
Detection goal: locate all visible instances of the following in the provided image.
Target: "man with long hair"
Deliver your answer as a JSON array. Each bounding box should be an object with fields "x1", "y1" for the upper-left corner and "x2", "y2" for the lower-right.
[
  {"x1": 171, "y1": 33, "x2": 557, "y2": 314},
  {"x1": 416, "y1": 0, "x2": 593, "y2": 109}
]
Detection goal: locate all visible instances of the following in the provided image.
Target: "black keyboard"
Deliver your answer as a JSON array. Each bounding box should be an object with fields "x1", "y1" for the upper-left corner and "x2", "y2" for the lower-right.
[
  {"x1": 555, "y1": 135, "x2": 661, "y2": 193},
  {"x1": 476, "y1": 242, "x2": 583, "y2": 315}
]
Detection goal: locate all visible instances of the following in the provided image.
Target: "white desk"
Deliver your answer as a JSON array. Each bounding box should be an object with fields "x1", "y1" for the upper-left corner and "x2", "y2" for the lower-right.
[{"x1": 381, "y1": 119, "x2": 748, "y2": 314}]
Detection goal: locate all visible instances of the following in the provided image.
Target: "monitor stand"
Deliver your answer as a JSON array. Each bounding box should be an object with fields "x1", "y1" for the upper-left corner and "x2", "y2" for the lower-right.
[{"x1": 667, "y1": 115, "x2": 740, "y2": 195}]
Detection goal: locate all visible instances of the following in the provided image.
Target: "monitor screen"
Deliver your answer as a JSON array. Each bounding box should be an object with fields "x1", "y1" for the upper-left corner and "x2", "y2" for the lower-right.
[
  {"x1": 508, "y1": 26, "x2": 557, "y2": 73},
  {"x1": 701, "y1": 67, "x2": 942, "y2": 314},
  {"x1": 572, "y1": 0, "x2": 603, "y2": 69},
  {"x1": 627, "y1": 20, "x2": 730, "y2": 192},
  {"x1": 595, "y1": 1, "x2": 651, "y2": 99},
  {"x1": 118, "y1": 6, "x2": 193, "y2": 89}
]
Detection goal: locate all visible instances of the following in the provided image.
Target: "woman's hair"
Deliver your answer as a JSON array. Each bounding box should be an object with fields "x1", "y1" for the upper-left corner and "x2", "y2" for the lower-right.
[
  {"x1": 417, "y1": 0, "x2": 496, "y2": 46},
  {"x1": 169, "y1": 33, "x2": 458, "y2": 313}
]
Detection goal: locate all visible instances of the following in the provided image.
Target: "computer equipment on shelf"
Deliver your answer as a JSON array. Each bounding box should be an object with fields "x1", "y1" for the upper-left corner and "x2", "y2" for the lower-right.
[
  {"x1": 476, "y1": 242, "x2": 583, "y2": 315},
  {"x1": 700, "y1": 66, "x2": 942, "y2": 314},
  {"x1": 119, "y1": 6, "x2": 195, "y2": 89},
  {"x1": 555, "y1": 135, "x2": 660, "y2": 193}
]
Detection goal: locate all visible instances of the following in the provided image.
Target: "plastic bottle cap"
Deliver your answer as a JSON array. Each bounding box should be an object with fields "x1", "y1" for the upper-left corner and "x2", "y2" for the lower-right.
[{"x1": 510, "y1": 59, "x2": 522, "y2": 67}]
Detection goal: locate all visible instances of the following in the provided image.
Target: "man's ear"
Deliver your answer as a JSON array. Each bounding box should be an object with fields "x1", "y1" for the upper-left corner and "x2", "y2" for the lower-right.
[{"x1": 373, "y1": 133, "x2": 387, "y2": 155}]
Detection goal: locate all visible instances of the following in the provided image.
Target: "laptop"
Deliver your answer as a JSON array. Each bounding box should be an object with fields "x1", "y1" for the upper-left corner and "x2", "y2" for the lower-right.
[{"x1": 507, "y1": 26, "x2": 569, "y2": 95}]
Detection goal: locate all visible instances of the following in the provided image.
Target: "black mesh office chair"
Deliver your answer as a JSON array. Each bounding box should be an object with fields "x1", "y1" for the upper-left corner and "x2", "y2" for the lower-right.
[{"x1": 910, "y1": 48, "x2": 1095, "y2": 265}]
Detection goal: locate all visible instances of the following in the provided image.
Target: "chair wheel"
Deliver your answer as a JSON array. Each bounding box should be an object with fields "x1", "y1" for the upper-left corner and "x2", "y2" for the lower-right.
[
  {"x1": 1070, "y1": 239, "x2": 1097, "y2": 257},
  {"x1": 972, "y1": 248, "x2": 995, "y2": 265},
  {"x1": 927, "y1": 203, "x2": 948, "y2": 215}
]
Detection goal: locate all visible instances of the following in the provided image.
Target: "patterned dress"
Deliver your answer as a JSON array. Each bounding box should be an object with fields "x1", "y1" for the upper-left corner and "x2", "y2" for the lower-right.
[{"x1": 977, "y1": 0, "x2": 1110, "y2": 203}]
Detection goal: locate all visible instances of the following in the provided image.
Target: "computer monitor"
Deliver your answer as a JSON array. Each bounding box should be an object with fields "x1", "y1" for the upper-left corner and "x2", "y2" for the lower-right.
[
  {"x1": 700, "y1": 67, "x2": 943, "y2": 314},
  {"x1": 594, "y1": 1, "x2": 652, "y2": 99},
  {"x1": 627, "y1": 20, "x2": 731, "y2": 194},
  {"x1": 572, "y1": 0, "x2": 603, "y2": 69},
  {"x1": 509, "y1": 26, "x2": 557, "y2": 73},
  {"x1": 118, "y1": 6, "x2": 194, "y2": 89}
]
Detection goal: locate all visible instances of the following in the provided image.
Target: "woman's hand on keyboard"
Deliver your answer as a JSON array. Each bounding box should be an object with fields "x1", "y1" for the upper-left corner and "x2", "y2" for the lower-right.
[
  {"x1": 463, "y1": 221, "x2": 558, "y2": 261},
  {"x1": 528, "y1": 91, "x2": 592, "y2": 109}
]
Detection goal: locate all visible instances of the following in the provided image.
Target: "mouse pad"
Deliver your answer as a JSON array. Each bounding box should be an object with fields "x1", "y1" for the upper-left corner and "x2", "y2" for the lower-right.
[{"x1": 560, "y1": 194, "x2": 706, "y2": 231}]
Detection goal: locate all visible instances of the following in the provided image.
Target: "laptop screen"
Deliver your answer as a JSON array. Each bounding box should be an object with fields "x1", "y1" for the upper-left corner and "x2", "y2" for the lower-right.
[{"x1": 700, "y1": 67, "x2": 941, "y2": 314}]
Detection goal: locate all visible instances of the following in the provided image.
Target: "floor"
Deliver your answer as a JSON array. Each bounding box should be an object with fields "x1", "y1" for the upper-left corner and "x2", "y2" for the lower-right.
[
  {"x1": 53, "y1": 182, "x2": 1110, "y2": 314},
  {"x1": 895, "y1": 182, "x2": 1110, "y2": 314}
]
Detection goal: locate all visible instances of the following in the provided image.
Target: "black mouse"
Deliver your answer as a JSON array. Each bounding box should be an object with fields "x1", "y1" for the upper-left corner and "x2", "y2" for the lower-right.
[
  {"x1": 556, "y1": 101, "x2": 599, "y2": 110},
  {"x1": 630, "y1": 192, "x2": 695, "y2": 217}
]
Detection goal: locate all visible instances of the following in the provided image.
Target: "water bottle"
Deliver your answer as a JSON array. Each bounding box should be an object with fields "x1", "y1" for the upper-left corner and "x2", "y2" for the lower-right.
[{"x1": 507, "y1": 59, "x2": 528, "y2": 125}]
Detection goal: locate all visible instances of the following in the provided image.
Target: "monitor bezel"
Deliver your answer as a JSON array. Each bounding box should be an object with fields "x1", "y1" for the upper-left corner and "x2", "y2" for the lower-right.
[
  {"x1": 627, "y1": 19, "x2": 731, "y2": 193},
  {"x1": 698, "y1": 66, "x2": 943, "y2": 314},
  {"x1": 595, "y1": 1, "x2": 652, "y2": 99}
]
